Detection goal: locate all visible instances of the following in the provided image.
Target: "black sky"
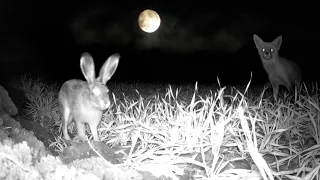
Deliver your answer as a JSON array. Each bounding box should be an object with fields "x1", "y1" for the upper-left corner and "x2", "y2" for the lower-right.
[{"x1": 1, "y1": 1, "x2": 319, "y2": 86}]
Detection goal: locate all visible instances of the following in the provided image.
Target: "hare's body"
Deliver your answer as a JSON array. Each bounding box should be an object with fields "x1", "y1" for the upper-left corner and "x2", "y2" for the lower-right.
[
  {"x1": 58, "y1": 53, "x2": 119, "y2": 142},
  {"x1": 59, "y1": 80, "x2": 104, "y2": 141}
]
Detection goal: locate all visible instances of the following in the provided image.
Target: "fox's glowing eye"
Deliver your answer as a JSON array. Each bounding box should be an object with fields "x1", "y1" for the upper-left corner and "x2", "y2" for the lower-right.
[
  {"x1": 92, "y1": 87, "x2": 101, "y2": 96},
  {"x1": 262, "y1": 48, "x2": 265, "y2": 52},
  {"x1": 271, "y1": 49, "x2": 274, "y2": 52}
]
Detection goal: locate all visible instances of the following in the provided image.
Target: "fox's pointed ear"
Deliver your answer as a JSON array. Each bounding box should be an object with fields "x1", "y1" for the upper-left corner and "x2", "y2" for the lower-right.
[
  {"x1": 272, "y1": 35, "x2": 282, "y2": 50},
  {"x1": 253, "y1": 34, "x2": 263, "y2": 48}
]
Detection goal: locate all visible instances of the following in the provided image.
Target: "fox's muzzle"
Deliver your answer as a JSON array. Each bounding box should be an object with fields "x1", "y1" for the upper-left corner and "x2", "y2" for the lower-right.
[{"x1": 262, "y1": 48, "x2": 273, "y2": 60}]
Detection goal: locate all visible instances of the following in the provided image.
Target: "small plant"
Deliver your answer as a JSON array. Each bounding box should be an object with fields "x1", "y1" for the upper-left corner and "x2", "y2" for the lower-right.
[
  {"x1": 15, "y1": 74, "x2": 45, "y2": 97},
  {"x1": 25, "y1": 91, "x2": 58, "y2": 128},
  {"x1": 17, "y1": 74, "x2": 61, "y2": 129}
]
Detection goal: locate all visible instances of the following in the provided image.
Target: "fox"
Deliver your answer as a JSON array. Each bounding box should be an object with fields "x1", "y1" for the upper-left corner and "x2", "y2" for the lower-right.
[{"x1": 253, "y1": 34, "x2": 302, "y2": 100}]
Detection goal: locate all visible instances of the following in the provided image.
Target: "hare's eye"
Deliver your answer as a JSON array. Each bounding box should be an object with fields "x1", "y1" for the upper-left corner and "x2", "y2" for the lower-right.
[{"x1": 92, "y1": 87, "x2": 101, "y2": 96}]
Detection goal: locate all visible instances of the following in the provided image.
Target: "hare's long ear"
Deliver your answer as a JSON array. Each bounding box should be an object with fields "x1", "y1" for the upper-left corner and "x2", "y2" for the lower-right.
[
  {"x1": 80, "y1": 52, "x2": 96, "y2": 85},
  {"x1": 98, "y1": 53, "x2": 120, "y2": 84}
]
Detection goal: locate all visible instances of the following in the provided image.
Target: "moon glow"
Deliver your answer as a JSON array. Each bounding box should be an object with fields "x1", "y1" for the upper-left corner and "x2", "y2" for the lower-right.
[{"x1": 138, "y1": 9, "x2": 161, "y2": 33}]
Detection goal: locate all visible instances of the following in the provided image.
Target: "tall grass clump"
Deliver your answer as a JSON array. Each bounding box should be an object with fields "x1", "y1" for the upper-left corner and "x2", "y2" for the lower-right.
[{"x1": 16, "y1": 74, "x2": 61, "y2": 130}]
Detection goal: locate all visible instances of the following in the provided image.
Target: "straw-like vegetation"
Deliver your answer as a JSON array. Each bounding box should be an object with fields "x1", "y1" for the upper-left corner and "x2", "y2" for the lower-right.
[{"x1": 16, "y1": 74, "x2": 320, "y2": 180}]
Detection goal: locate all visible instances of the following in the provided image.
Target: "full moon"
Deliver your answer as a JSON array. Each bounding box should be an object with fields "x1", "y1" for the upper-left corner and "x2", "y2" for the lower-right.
[{"x1": 138, "y1": 9, "x2": 161, "y2": 33}]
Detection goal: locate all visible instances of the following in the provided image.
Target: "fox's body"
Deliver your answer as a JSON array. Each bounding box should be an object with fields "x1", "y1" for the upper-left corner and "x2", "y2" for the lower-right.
[{"x1": 253, "y1": 34, "x2": 302, "y2": 99}]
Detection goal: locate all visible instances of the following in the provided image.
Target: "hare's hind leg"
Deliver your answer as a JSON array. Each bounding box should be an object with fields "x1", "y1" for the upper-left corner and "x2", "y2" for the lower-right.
[
  {"x1": 75, "y1": 121, "x2": 87, "y2": 141},
  {"x1": 60, "y1": 105, "x2": 72, "y2": 140}
]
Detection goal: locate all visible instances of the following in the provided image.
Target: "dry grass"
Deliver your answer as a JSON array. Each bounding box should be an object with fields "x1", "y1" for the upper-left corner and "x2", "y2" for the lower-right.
[{"x1": 18, "y1": 74, "x2": 320, "y2": 180}]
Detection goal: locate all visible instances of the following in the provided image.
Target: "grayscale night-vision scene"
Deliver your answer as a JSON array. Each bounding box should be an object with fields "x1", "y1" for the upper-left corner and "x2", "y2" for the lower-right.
[{"x1": 0, "y1": 1, "x2": 319, "y2": 179}]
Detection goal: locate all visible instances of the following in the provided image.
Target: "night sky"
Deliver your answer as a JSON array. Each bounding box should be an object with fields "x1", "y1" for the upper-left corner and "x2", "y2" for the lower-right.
[{"x1": 1, "y1": 1, "x2": 319, "y2": 87}]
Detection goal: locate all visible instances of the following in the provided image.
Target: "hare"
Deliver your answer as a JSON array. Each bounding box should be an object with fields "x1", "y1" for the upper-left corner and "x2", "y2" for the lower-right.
[{"x1": 58, "y1": 52, "x2": 120, "y2": 142}]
